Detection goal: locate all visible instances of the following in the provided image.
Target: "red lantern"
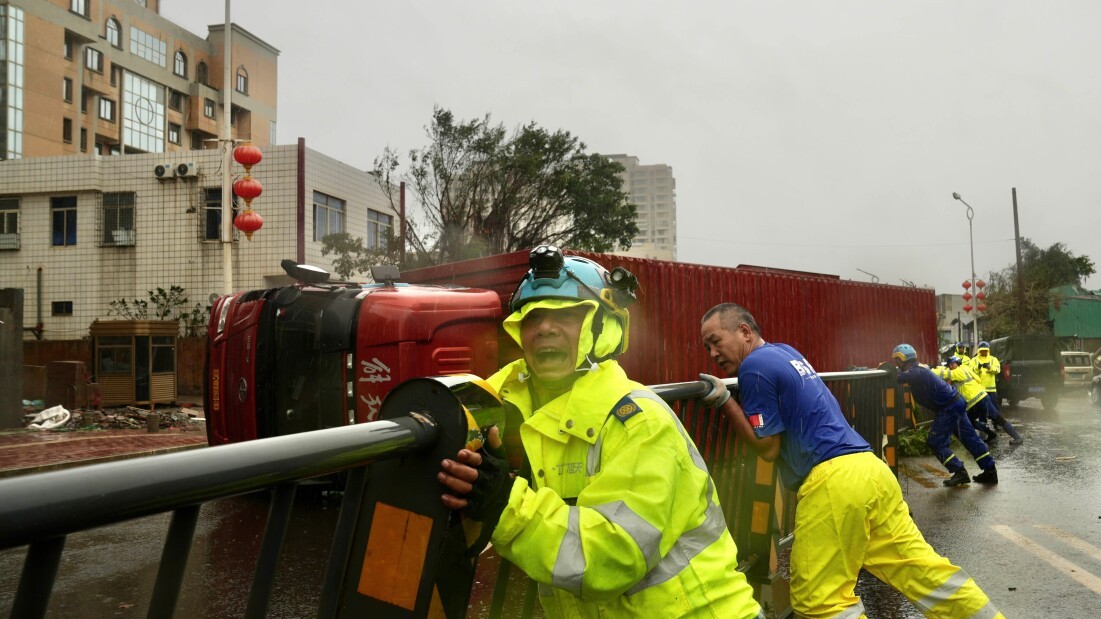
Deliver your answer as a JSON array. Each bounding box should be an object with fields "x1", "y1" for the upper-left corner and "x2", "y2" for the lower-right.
[
  {"x1": 976, "y1": 291, "x2": 986, "y2": 300},
  {"x1": 962, "y1": 280, "x2": 972, "y2": 289},
  {"x1": 234, "y1": 208, "x2": 263, "y2": 241},
  {"x1": 233, "y1": 176, "x2": 263, "y2": 208},
  {"x1": 977, "y1": 303, "x2": 988, "y2": 312},
  {"x1": 962, "y1": 303, "x2": 973, "y2": 313},
  {"x1": 976, "y1": 279, "x2": 986, "y2": 289},
  {"x1": 963, "y1": 292, "x2": 973, "y2": 302},
  {"x1": 233, "y1": 143, "x2": 263, "y2": 173}
]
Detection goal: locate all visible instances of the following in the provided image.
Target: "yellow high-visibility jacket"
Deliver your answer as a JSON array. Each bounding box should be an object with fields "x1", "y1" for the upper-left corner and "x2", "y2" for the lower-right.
[
  {"x1": 486, "y1": 359, "x2": 761, "y2": 619},
  {"x1": 970, "y1": 353, "x2": 1000, "y2": 392},
  {"x1": 932, "y1": 364, "x2": 988, "y2": 410}
]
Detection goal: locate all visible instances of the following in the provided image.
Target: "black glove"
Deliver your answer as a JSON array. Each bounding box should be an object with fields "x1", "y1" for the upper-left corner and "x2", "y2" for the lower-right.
[
  {"x1": 877, "y1": 361, "x2": 899, "y2": 380},
  {"x1": 461, "y1": 449, "x2": 514, "y2": 558},
  {"x1": 698, "y1": 373, "x2": 731, "y2": 408}
]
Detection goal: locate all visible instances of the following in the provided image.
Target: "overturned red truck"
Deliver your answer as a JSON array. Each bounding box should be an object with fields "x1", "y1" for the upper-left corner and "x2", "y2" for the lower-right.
[{"x1": 205, "y1": 252, "x2": 936, "y2": 444}]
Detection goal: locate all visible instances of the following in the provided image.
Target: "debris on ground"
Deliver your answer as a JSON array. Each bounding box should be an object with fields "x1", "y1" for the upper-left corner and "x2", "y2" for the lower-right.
[{"x1": 22, "y1": 404, "x2": 205, "y2": 432}]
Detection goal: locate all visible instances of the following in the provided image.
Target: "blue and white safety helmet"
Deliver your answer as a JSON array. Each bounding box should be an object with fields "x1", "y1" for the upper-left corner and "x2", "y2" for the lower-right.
[
  {"x1": 947, "y1": 355, "x2": 962, "y2": 366},
  {"x1": 892, "y1": 343, "x2": 917, "y2": 365},
  {"x1": 504, "y1": 245, "x2": 639, "y2": 365}
]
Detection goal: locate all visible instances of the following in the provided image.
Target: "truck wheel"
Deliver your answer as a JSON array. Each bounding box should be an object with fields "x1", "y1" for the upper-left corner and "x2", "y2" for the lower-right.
[
  {"x1": 1007, "y1": 398, "x2": 1020, "y2": 408},
  {"x1": 1041, "y1": 394, "x2": 1059, "y2": 411}
]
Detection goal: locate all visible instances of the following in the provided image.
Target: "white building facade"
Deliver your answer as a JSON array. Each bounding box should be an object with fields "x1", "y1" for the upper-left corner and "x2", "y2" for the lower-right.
[
  {"x1": 0, "y1": 141, "x2": 397, "y2": 339},
  {"x1": 606, "y1": 154, "x2": 677, "y2": 261}
]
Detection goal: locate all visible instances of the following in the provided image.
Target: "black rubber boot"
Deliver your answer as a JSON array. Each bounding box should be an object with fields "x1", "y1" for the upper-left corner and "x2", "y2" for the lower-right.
[
  {"x1": 973, "y1": 468, "x2": 999, "y2": 484},
  {"x1": 997, "y1": 418, "x2": 1024, "y2": 445},
  {"x1": 944, "y1": 468, "x2": 971, "y2": 487}
]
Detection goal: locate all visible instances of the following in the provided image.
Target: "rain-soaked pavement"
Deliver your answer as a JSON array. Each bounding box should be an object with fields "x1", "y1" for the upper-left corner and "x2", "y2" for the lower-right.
[{"x1": 1, "y1": 392, "x2": 1098, "y2": 617}]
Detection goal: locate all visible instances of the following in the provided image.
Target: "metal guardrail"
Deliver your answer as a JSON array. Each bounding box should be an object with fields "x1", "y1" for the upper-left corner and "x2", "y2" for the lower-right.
[{"x1": 0, "y1": 370, "x2": 899, "y2": 619}]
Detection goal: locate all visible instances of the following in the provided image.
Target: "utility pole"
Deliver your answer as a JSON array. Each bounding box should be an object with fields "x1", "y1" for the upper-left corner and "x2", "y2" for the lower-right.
[
  {"x1": 220, "y1": 0, "x2": 234, "y2": 295},
  {"x1": 1012, "y1": 187, "x2": 1025, "y2": 333}
]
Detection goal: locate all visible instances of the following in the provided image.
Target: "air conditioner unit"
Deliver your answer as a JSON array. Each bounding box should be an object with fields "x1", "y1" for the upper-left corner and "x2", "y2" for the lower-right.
[
  {"x1": 154, "y1": 163, "x2": 176, "y2": 179},
  {"x1": 176, "y1": 162, "x2": 200, "y2": 178}
]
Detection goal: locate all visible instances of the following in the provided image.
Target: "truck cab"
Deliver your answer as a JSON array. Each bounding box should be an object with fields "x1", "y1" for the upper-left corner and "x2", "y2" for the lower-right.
[{"x1": 205, "y1": 263, "x2": 501, "y2": 445}]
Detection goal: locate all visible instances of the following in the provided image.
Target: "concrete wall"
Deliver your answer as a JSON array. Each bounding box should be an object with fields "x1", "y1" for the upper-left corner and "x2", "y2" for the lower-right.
[{"x1": 0, "y1": 289, "x2": 25, "y2": 428}]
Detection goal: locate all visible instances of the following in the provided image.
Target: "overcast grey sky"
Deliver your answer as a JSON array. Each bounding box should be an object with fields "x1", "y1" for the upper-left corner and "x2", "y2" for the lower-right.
[{"x1": 164, "y1": 1, "x2": 1101, "y2": 293}]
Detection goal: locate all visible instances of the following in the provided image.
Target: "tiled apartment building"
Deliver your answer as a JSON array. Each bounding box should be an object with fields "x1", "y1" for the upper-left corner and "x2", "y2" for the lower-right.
[
  {"x1": 1, "y1": 0, "x2": 277, "y2": 160},
  {"x1": 0, "y1": 142, "x2": 398, "y2": 339},
  {"x1": 606, "y1": 154, "x2": 677, "y2": 262}
]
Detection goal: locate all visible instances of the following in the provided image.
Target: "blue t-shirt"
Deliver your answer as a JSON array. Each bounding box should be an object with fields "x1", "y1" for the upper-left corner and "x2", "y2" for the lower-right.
[
  {"x1": 739, "y1": 343, "x2": 871, "y2": 489},
  {"x1": 897, "y1": 364, "x2": 966, "y2": 414}
]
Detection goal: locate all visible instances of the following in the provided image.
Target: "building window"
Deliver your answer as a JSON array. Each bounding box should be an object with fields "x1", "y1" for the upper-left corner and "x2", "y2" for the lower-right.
[
  {"x1": 98, "y1": 97, "x2": 116, "y2": 122},
  {"x1": 105, "y1": 17, "x2": 121, "y2": 48},
  {"x1": 0, "y1": 198, "x2": 19, "y2": 250},
  {"x1": 122, "y1": 72, "x2": 164, "y2": 152},
  {"x1": 168, "y1": 90, "x2": 184, "y2": 111},
  {"x1": 367, "y1": 209, "x2": 393, "y2": 250},
  {"x1": 85, "y1": 47, "x2": 103, "y2": 73},
  {"x1": 64, "y1": 35, "x2": 73, "y2": 60},
  {"x1": 168, "y1": 122, "x2": 181, "y2": 145},
  {"x1": 51, "y1": 301, "x2": 74, "y2": 316},
  {"x1": 313, "y1": 192, "x2": 345, "y2": 241},
  {"x1": 269, "y1": 120, "x2": 277, "y2": 146},
  {"x1": 51, "y1": 196, "x2": 77, "y2": 246},
  {"x1": 63, "y1": 78, "x2": 73, "y2": 102},
  {"x1": 174, "y1": 50, "x2": 187, "y2": 77},
  {"x1": 80, "y1": 128, "x2": 87, "y2": 152},
  {"x1": 204, "y1": 98, "x2": 216, "y2": 119},
  {"x1": 102, "y1": 192, "x2": 135, "y2": 246},
  {"x1": 190, "y1": 131, "x2": 202, "y2": 150},
  {"x1": 196, "y1": 61, "x2": 208, "y2": 85},
  {"x1": 70, "y1": 0, "x2": 88, "y2": 18},
  {"x1": 130, "y1": 26, "x2": 166, "y2": 67},
  {"x1": 236, "y1": 66, "x2": 248, "y2": 94},
  {"x1": 63, "y1": 118, "x2": 73, "y2": 143},
  {"x1": 1, "y1": 5, "x2": 25, "y2": 160},
  {"x1": 204, "y1": 188, "x2": 239, "y2": 241}
]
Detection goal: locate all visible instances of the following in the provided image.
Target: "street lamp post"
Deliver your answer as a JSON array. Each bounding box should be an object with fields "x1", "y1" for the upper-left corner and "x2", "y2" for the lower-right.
[{"x1": 952, "y1": 192, "x2": 978, "y2": 347}]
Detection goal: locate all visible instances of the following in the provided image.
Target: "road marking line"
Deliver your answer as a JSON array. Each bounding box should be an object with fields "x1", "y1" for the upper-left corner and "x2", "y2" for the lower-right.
[
  {"x1": 990, "y1": 524, "x2": 1101, "y2": 596},
  {"x1": 1034, "y1": 525, "x2": 1101, "y2": 563}
]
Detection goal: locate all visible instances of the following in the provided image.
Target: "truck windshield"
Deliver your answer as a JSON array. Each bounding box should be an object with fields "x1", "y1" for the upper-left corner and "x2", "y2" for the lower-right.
[{"x1": 269, "y1": 290, "x2": 359, "y2": 435}]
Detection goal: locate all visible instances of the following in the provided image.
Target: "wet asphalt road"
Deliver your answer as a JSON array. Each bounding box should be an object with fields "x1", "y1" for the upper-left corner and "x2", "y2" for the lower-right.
[
  {"x1": 858, "y1": 389, "x2": 1101, "y2": 617},
  {"x1": 1, "y1": 392, "x2": 1098, "y2": 617}
]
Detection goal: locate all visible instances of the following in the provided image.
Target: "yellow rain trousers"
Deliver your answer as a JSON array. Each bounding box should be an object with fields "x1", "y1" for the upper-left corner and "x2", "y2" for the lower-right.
[
  {"x1": 487, "y1": 359, "x2": 763, "y2": 619},
  {"x1": 791, "y1": 452, "x2": 1004, "y2": 619}
]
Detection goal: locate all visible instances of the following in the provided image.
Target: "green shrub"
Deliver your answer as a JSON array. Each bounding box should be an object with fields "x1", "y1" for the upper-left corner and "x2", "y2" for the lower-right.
[{"x1": 898, "y1": 426, "x2": 933, "y2": 456}]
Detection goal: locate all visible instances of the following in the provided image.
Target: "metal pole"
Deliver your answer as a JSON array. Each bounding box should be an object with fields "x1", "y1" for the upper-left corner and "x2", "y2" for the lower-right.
[
  {"x1": 221, "y1": 0, "x2": 234, "y2": 295},
  {"x1": 1012, "y1": 187, "x2": 1025, "y2": 333},
  {"x1": 953, "y1": 193, "x2": 979, "y2": 347}
]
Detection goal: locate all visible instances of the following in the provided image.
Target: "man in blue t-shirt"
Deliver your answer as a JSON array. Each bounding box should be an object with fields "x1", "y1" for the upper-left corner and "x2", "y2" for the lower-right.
[{"x1": 700, "y1": 303, "x2": 1003, "y2": 619}]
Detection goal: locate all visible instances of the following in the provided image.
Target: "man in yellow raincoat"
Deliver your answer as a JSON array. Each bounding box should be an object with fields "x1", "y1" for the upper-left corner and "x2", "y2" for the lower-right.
[{"x1": 438, "y1": 246, "x2": 762, "y2": 618}]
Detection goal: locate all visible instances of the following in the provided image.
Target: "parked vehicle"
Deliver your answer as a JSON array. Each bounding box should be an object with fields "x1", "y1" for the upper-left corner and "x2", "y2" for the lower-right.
[
  {"x1": 988, "y1": 335, "x2": 1064, "y2": 410},
  {"x1": 1061, "y1": 350, "x2": 1093, "y2": 389}
]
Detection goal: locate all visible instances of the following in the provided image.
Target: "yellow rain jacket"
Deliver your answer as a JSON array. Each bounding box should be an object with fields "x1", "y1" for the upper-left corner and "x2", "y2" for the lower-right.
[
  {"x1": 932, "y1": 364, "x2": 988, "y2": 410},
  {"x1": 486, "y1": 359, "x2": 761, "y2": 619},
  {"x1": 970, "y1": 352, "x2": 1000, "y2": 393}
]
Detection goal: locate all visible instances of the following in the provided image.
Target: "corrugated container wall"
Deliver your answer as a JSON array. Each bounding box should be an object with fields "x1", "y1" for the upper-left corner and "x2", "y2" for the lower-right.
[{"x1": 403, "y1": 251, "x2": 938, "y2": 385}]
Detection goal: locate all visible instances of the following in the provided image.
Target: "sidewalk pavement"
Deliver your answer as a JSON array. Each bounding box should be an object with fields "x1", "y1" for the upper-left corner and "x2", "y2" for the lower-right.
[{"x1": 1, "y1": 396, "x2": 209, "y2": 479}]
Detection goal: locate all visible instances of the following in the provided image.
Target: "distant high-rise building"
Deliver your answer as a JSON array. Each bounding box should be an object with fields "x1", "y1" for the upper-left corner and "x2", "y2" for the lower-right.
[
  {"x1": 606, "y1": 154, "x2": 676, "y2": 261},
  {"x1": 0, "y1": 0, "x2": 278, "y2": 160}
]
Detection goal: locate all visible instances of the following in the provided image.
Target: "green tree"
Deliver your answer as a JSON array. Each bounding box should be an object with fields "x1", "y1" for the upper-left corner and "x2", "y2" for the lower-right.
[
  {"x1": 372, "y1": 107, "x2": 638, "y2": 267},
  {"x1": 980, "y1": 239, "x2": 1095, "y2": 338},
  {"x1": 320, "y1": 231, "x2": 401, "y2": 280}
]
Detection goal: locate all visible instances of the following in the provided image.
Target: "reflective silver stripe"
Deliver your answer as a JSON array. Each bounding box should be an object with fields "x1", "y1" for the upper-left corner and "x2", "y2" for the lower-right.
[
  {"x1": 828, "y1": 601, "x2": 866, "y2": 619},
  {"x1": 587, "y1": 432, "x2": 604, "y2": 476},
  {"x1": 915, "y1": 568, "x2": 971, "y2": 612},
  {"x1": 625, "y1": 498, "x2": 728, "y2": 595},
  {"x1": 552, "y1": 507, "x2": 585, "y2": 596},
  {"x1": 967, "y1": 601, "x2": 1001, "y2": 619},
  {"x1": 593, "y1": 500, "x2": 663, "y2": 569}
]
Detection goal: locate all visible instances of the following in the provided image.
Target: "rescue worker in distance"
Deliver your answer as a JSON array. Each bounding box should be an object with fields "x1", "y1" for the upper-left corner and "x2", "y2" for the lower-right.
[
  {"x1": 438, "y1": 246, "x2": 763, "y2": 619},
  {"x1": 893, "y1": 344, "x2": 999, "y2": 486},
  {"x1": 934, "y1": 356, "x2": 1024, "y2": 445},
  {"x1": 969, "y1": 341, "x2": 1002, "y2": 409},
  {"x1": 954, "y1": 341, "x2": 972, "y2": 366},
  {"x1": 700, "y1": 304, "x2": 1004, "y2": 619}
]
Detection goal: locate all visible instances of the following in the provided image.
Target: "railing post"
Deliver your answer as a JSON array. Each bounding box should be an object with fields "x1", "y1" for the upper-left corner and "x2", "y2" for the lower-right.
[{"x1": 147, "y1": 504, "x2": 201, "y2": 619}]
